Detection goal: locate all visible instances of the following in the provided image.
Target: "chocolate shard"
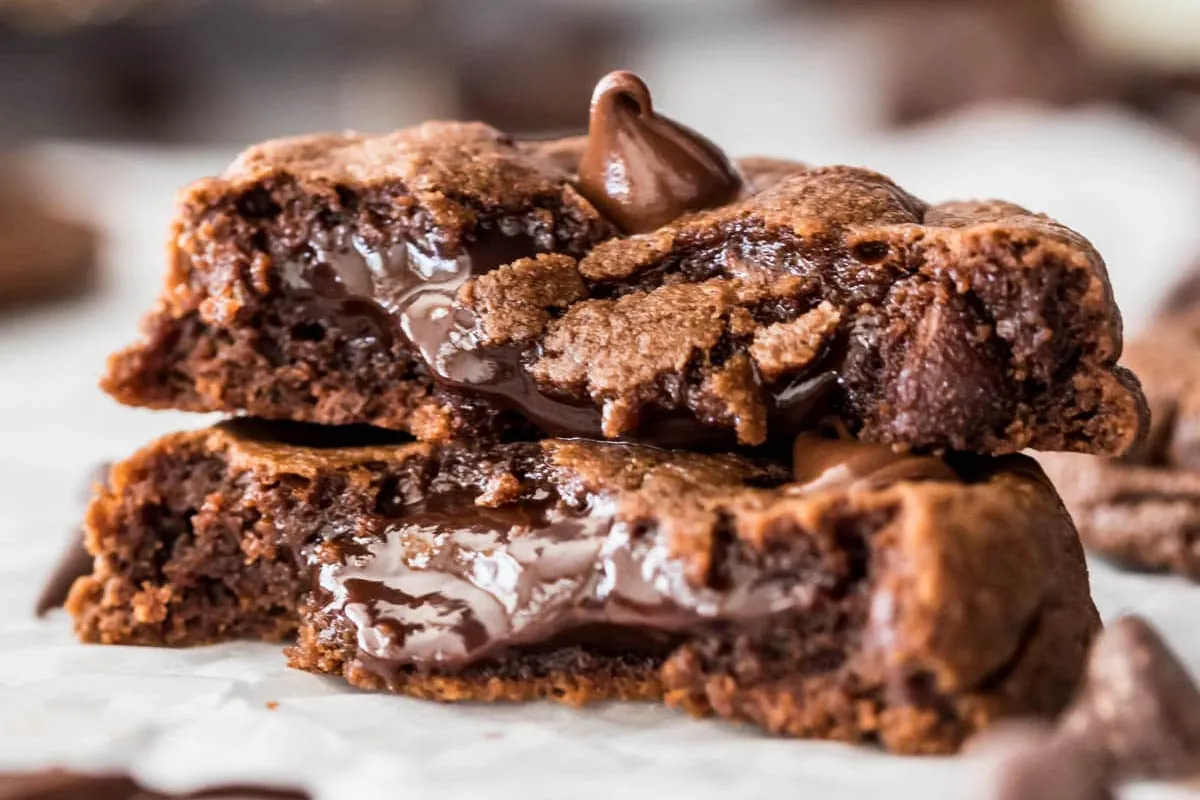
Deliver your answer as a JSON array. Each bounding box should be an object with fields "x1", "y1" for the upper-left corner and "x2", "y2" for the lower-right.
[{"x1": 1060, "y1": 615, "x2": 1200, "y2": 781}]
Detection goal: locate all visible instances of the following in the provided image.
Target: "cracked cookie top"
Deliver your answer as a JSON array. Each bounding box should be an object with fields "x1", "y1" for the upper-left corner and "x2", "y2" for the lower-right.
[{"x1": 105, "y1": 72, "x2": 1145, "y2": 456}]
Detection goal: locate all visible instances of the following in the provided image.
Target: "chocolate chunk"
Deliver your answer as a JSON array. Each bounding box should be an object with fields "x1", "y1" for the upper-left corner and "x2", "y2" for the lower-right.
[
  {"x1": 69, "y1": 420, "x2": 1099, "y2": 754},
  {"x1": 970, "y1": 722, "x2": 1115, "y2": 800},
  {"x1": 578, "y1": 71, "x2": 742, "y2": 233},
  {"x1": 885, "y1": 292, "x2": 1012, "y2": 448},
  {"x1": 1060, "y1": 615, "x2": 1200, "y2": 781}
]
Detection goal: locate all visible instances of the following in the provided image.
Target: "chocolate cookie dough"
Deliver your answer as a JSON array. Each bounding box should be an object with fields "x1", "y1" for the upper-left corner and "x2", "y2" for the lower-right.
[
  {"x1": 68, "y1": 419, "x2": 1099, "y2": 754},
  {"x1": 1041, "y1": 308, "x2": 1200, "y2": 579},
  {"x1": 100, "y1": 72, "x2": 1145, "y2": 455}
]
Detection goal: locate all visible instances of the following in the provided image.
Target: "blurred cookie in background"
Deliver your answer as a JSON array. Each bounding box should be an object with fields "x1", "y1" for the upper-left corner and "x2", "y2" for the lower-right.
[
  {"x1": 1041, "y1": 272, "x2": 1200, "y2": 580},
  {"x1": 0, "y1": 158, "x2": 97, "y2": 311},
  {"x1": 860, "y1": 0, "x2": 1113, "y2": 127},
  {"x1": 823, "y1": 0, "x2": 1200, "y2": 142}
]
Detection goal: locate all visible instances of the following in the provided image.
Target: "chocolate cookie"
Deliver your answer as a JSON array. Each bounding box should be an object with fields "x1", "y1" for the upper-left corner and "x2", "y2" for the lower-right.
[
  {"x1": 0, "y1": 769, "x2": 306, "y2": 799},
  {"x1": 100, "y1": 73, "x2": 1145, "y2": 455},
  {"x1": 1041, "y1": 309, "x2": 1200, "y2": 579},
  {"x1": 0, "y1": 163, "x2": 97, "y2": 309},
  {"x1": 68, "y1": 419, "x2": 1099, "y2": 754}
]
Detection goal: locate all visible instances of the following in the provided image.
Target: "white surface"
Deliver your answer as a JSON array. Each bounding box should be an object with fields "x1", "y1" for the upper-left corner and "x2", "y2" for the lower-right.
[{"x1": 2, "y1": 111, "x2": 1200, "y2": 799}]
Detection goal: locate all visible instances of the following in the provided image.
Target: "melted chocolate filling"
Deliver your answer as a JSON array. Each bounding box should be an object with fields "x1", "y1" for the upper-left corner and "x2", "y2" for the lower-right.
[
  {"x1": 268, "y1": 72, "x2": 846, "y2": 443},
  {"x1": 278, "y1": 223, "x2": 843, "y2": 444},
  {"x1": 311, "y1": 436, "x2": 958, "y2": 679}
]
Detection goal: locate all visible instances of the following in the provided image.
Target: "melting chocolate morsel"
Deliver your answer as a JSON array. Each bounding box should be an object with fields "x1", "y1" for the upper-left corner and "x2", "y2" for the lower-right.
[
  {"x1": 578, "y1": 71, "x2": 743, "y2": 233},
  {"x1": 278, "y1": 220, "x2": 830, "y2": 444},
  {"x1": 280, "y1": 225, "x2": 609, "y2": 437},
  {"x1": 791, "y1": 431, "x2": 957, "y2": 492},
  {"x1": 1059, "y1": 615, "x2": 1200, "y2": 781}
]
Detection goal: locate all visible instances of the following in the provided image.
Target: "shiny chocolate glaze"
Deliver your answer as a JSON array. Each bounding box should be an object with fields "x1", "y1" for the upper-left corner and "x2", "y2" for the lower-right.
[
  {"x1": 578, "y1": 71, "x2": 743, "y2": 233},
  {"x1": 317, "y1": 493, "x2": 808, "y2": 675}
]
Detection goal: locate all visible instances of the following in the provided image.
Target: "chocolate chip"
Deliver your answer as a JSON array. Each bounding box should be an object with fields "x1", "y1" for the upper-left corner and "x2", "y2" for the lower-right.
[
  {"x1": 235, "y1": 186, "x2": 281, "y2": 219},
  {"x1": 970, "y1": 721, "x2": 1114, "y2": 800},
  {"x1": 851, "y1": 241, "x2": 890, "y2": 264},
  {"x1": 1060, "y1": 615, "x2": 1200, "y2": 781}
]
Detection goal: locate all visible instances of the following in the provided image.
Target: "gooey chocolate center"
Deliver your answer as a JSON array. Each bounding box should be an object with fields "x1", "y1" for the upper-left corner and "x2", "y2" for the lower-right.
[
  {"x1": 281, "y1": 224, "x2": 609, "y2": 437},
  {"x1": 313, "y1": 437, "x2": 958, "y2": 676}
]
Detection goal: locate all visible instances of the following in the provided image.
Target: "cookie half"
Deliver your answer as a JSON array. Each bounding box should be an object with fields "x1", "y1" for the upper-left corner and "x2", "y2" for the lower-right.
[{"x1": 69, "y1": 420, "x2": 1099, "y2": 754}]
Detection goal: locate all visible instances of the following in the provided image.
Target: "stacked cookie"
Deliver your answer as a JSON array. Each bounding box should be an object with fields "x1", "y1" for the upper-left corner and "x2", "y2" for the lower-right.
[{"x1": 63, "y1": 71, "x2": 1148, "y2": 755}]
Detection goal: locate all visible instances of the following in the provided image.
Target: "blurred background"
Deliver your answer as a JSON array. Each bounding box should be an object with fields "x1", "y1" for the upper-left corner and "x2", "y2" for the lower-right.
[
  {"x1": 2, "y1": 0, "x2": 1199, "y2": 145},
  {"x1": 3, "y1": 0, "x2": 1200, "y2": 350}
]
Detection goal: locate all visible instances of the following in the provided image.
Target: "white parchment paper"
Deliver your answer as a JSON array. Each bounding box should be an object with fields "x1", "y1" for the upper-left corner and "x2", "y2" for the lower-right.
[{"x1": 1, "y1": 110, "x2": 1199, "y2": 799}]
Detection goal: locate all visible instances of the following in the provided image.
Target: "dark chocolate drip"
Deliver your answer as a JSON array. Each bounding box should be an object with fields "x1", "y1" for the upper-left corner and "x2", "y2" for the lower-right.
[{"x1": 578, "y1": 71, "x2": 743, "y2": 233}]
